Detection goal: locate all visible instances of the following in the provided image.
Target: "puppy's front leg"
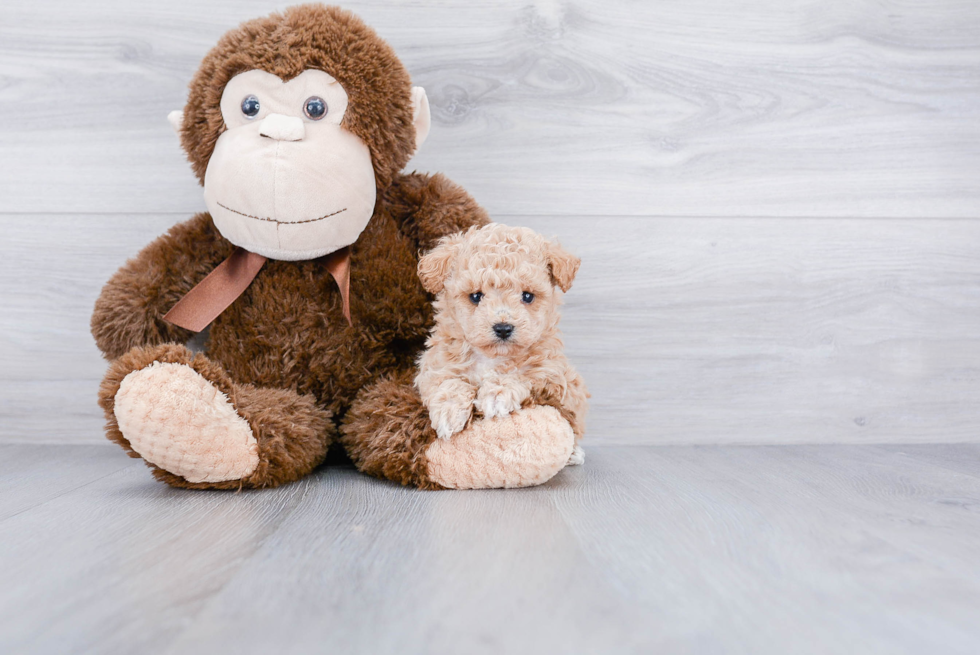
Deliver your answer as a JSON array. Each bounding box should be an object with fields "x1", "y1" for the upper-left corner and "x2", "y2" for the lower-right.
[
  {"x1": 424, "y1": 378, "x2": 477, "y2": 440},
  {"x1": 475, "y1": 374, "x2": 531, "y2": 420}
]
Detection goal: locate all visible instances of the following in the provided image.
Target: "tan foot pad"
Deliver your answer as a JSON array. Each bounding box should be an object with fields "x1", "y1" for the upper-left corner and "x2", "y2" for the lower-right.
[
  {"x1": 114, "y1": 362, "x2": 259, "y2": 483},
  {"x1": 426, "y1": 405, "x2": 574, "y2": 489}
]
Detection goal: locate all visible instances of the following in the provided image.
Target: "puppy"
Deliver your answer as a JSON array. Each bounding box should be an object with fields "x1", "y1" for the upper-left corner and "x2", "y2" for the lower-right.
[{"x1": 415, "y1": 223, "x2": 588, "y2": 465}]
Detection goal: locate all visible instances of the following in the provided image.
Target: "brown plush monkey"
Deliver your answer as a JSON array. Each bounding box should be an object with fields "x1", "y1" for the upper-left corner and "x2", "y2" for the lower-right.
[{"x1": 92, "y1": 4, "x2": 576, "y2": 490}]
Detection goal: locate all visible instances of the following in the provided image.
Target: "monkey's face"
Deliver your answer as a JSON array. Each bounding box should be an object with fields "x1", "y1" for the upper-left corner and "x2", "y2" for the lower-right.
[
  {"x1": 173, "y1": 6, "x2": 432, "y2": 260},
  {"x1": 202, "y1": 69, "x2": 377, "y2": 261}
]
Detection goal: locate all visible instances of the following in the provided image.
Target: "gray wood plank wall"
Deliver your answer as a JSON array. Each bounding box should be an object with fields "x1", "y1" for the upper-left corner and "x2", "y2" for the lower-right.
[{"x1": 2, "y1": 0, "x2": 978, "y2": 444}]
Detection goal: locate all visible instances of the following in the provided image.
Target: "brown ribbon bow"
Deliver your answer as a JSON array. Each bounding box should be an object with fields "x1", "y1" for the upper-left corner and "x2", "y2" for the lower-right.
[{"x1": 163, "y1": 247, "x2": 352, "y2": 333}]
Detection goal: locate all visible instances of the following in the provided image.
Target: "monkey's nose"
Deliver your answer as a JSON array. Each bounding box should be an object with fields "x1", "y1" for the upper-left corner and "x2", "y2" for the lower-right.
[
  {"x1": 259, "y1": 114, "x2": 305, "y2": 141},
  {"x1": 493, "y1": 323, "x2": 515, "y2": 340}
]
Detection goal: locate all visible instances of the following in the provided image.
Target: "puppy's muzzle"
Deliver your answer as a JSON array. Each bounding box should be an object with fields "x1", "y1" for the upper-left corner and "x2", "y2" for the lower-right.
[{"x1": 493, "y1": 322, "x2": 515, "y2": 340}]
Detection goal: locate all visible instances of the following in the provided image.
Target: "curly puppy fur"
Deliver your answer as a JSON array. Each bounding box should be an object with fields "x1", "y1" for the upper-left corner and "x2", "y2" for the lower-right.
[
  {"x1": 91, "y1": 5, "x2": 489, "y2": 489},
  {"x1": 414, "y1": 224, "x2": 589, "y2": 444}
]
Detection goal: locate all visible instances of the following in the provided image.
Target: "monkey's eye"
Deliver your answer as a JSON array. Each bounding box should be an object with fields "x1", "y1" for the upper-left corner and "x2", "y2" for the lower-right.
[
  {"x1": 469, "y1": 292, "x2": 483, "y2": 305},
  {"x1": 522, "y1": 291, "x2": 535, "y2": 304},
  {"x1": 304, "y1": 96, "x2": 327, "y2": 120},
  {"x1": 241, "y1": 95, "x2": 260, "y2": 118}
]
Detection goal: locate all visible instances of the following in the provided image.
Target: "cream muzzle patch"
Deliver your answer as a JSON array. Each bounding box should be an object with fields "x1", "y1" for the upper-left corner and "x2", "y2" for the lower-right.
[{"x1": 203, "y1": 69, "x2": 376, "y2": 261}]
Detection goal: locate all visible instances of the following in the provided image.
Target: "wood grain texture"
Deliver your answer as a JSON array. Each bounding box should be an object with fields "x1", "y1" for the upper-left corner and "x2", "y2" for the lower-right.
[
  {"x1": 0, "y1": 444, "x2": 137, "y2": 521},
  {"x1": 2, "y1": 1, "x2": 979, "y2": 447},
  {"x1": 1, "y1": 0, "x2": 978, "y2": 217},
  {"x1": 4, "y1": 213, "x2": 980, "y2": 445},
  {"x1": 1, "y1": 444, "x2": 978, "y2": 654}
]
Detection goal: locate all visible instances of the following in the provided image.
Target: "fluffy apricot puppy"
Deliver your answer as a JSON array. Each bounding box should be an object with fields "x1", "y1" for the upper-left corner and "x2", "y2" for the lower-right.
[{"x1": 414, "y1": 224, "x2": 588, "y2": 464}]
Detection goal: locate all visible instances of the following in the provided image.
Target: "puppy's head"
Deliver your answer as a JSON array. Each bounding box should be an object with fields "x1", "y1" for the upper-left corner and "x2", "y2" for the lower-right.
[{"x1": 418, "y1": 224, "x2": 580, "y2": 355}]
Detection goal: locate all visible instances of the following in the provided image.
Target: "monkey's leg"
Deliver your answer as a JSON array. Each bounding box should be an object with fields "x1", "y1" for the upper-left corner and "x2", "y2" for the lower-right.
[
  {"x1": 99, "y1": 344, "x2": 334, "y2": 490},
  {"x1": 341, "y1": 370, "x2": 574, "y2": 490}
]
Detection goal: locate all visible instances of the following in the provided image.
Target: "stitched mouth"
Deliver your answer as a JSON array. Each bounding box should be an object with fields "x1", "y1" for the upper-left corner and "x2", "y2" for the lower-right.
[{"x1": 216, "y1": 202, "x2": 347, "y2": 225}]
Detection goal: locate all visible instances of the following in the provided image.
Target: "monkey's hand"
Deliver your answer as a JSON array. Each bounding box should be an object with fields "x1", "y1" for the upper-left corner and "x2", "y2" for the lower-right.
[
  {"x1": 425, "y1": 378, "x2": 476, "y2": 440},
  {"x1": 91, "y1": 213, "x2": 231, "y2": 360},
  {"x1": 474, "y1": 376, "x2": 530, "y2": 420}
]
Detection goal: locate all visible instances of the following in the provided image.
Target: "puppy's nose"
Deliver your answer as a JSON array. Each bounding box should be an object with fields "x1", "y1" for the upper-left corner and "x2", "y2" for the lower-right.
[{"x1": 493, "y1": 323, "x2": 515, "y2": 340}]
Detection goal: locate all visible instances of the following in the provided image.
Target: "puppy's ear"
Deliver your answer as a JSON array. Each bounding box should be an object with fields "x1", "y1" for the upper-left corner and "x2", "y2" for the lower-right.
[
  {"x1": 418, "y1": 234, "x2": 462, "y2": 294},
  {"x1": 546, "y1": 240, "x2": 580, "y2": 292}
]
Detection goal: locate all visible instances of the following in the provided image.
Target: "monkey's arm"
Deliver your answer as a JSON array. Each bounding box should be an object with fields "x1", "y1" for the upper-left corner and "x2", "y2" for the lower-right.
[
  {"x1": 385, "y1": 172, "x2": 490, "y2": 251},
  {"x1": 91, "y1": 212, "x2": 234, "y2": 360}
]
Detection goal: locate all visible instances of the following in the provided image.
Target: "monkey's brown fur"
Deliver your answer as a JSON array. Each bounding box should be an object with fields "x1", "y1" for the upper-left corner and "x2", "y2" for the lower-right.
[
  {"x1": 341, "y1": 369, "x2": 445, "y2": 490},
  {"x1": 98, "y1": 343, "x2": 335, "y2": 489},
  {"x1": 180, "y1": 4, "x2": 417, "y2": 190},
  {"x1": 91, "y1": 5, "x2": 488, "y2": 489}
]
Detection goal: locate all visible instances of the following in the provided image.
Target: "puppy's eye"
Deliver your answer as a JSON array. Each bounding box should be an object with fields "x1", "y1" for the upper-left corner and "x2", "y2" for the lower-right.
[
  {"x1": 469, "y1": 292, "x2": 483, "y2": 305},
  {"x1": 241, "y1": 95, "x2": 260, "y2": 118},
  {"x1": 303, "y1": 96, "x2": 327, "y2": 120},
  {"x1": 522, "y1": 291, "x2": 535, "y2": 304}
]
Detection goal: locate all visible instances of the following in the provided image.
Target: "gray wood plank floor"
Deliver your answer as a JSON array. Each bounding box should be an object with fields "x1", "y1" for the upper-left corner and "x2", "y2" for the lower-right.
[{"x1": 2, "y1": 444, "x2": 978, "y2": 654}]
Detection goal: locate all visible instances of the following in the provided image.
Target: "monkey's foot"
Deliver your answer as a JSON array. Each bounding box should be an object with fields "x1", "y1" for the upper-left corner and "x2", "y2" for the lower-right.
[
  {"x1": 100, "y1": 344, "x2": 333, "y2": 489},
  {"x1": 344, "y1": 371, "x2": 575, "y2": 490},
  {"x1": 425, "y1": 406, "x2": 574, "y2": 489},
  {"x1": 114, "y1": 361, "x2": 259, "y2": 484}
]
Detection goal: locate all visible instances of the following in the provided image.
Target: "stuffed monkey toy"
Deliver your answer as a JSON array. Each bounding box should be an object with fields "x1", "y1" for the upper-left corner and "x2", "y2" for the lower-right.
[{"x1": 91, "y1": 4, "x2": 576, "y2": 490}]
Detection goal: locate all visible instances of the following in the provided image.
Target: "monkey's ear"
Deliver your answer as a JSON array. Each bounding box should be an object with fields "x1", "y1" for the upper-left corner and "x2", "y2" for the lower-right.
[
  {"x1": 546, "y1": 241, "x2": 581, "y2": 292},
  {"x1": 411, "y1": 87, "x2": 431, "y2": 151},
  {"x1": 167, "y1": 110, "x2": 184, "y2": 138},
  {"x1": 418, "y1": 234, "x2": 461, "y2": 294}
]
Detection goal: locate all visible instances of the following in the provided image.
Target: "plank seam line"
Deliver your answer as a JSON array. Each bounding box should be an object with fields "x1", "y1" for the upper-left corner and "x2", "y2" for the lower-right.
[{"x1": 0, "y1": 461, "x2": 138, "y2": 525}]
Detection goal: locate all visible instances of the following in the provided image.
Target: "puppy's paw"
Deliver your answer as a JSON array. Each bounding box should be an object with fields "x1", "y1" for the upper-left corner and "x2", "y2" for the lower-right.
[
  {"x1": 429, "y1": 398, "x2": 473, "y2": 441},
  {"x1": 567, "y1": 444, "x2": 585, "y2": 466},
  {"x1": 475, "y1": 382, "x2": 529, "y2": 420}
]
